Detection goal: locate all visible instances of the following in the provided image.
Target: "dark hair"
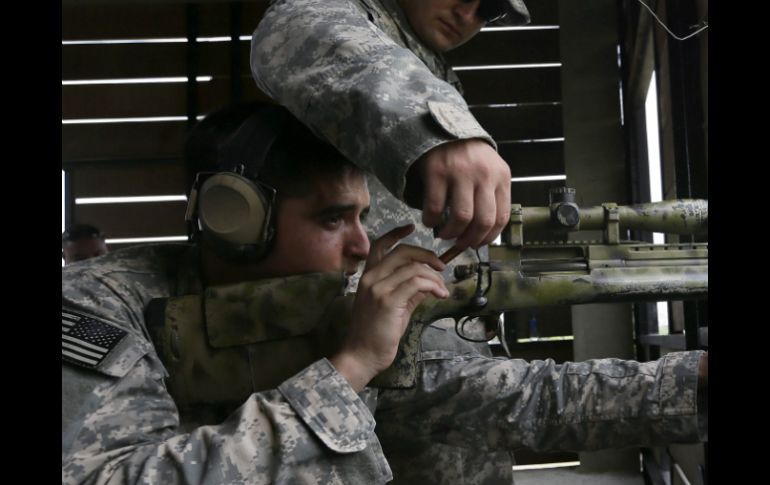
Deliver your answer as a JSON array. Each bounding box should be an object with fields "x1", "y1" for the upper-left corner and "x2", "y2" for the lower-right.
[
  {"x1": 184, "y1": 101, "x2": 357, "y2": 201},
  {"x1": 62, "y1": 224, "x2": 105, "y2": 246},
  {"x1": 258, "y1": 114, "x2": 359, "y2": 200},
  {"x1": 183, "y1": 101, "x2": 270, "y2": 192}
]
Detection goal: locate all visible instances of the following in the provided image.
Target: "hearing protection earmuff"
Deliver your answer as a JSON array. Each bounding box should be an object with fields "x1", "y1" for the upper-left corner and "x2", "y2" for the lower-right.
[{"x1": 185, "y1": 106, "x2": 290, "y2": 262}]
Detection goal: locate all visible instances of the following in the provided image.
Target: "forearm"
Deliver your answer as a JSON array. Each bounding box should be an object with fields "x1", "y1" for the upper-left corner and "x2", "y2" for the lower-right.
[
  {"x1": 376, "y1": 350, "x2": 707, "y2": 452},
  {"x1": 250, "y1": 0, "x2": 493, "y2": 199}
]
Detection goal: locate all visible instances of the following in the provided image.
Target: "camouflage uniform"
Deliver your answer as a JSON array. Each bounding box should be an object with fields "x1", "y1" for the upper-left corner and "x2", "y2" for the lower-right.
[
  {"x1": 62, "y1": 245, "x2": 707, "y2": 484},
  {"x1": 250, "y1": 1, "x2": 706, "y2": 483},
  {"x1": 376, "y1": 319, "x2": 706, "y2": 484},
  {"x1": 251, "y1": 0, "x2": 528, "y2": 260},
  {"x1": 62, "y1": 245, "x2": 392, "y2": 484}
]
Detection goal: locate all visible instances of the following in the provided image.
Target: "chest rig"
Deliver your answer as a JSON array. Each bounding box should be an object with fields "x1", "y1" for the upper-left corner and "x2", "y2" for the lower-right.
[
  {"x1": 146, "y1": 272, "x2": 353, "y2": 423},
  {"x1": 145, "y1": 267, "x2": 480, "y2": 422}
]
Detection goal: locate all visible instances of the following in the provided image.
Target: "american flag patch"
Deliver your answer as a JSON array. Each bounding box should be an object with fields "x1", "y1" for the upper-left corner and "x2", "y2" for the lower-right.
[{"x1": 62, "y1": 309, "x2": 127, "y2": 369}]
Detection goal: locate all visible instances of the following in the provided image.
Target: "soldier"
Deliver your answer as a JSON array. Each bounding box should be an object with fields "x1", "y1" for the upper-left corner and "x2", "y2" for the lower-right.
[
  {"x1": 62, "y1": 104, "x2": 706, "y2": 484},
  {"x1": 62, "y1": 224, "x2": 109, "y2": 265},
  {"x1": 249, "y1": 3, "x2": 705, "y2": 481},
  {"x1": 251, "y1": 0, "x2": 531, "y2": 260}
]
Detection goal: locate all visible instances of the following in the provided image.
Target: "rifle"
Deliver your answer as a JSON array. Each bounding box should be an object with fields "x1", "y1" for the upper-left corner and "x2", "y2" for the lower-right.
[{"x1": 149, "y1": 193, "x2": 707, "y2": 419}]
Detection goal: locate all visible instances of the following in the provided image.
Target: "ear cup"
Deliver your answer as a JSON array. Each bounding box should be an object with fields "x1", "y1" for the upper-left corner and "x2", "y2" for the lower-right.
[
  {"x1": 197, "y1": 172, "x2": 271, "y2": 249},
  {"x1": 185, "y1": 104, "x2": 290, "y2": 261}
]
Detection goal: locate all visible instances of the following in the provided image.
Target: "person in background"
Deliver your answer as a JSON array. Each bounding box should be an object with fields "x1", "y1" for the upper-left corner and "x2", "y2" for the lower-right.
[{"x1": 62, "y1": 224, "x2": 108, "y2": 265}]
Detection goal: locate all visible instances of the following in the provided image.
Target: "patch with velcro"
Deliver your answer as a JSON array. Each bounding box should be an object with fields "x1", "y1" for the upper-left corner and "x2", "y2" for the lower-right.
[{"x1": 62, "y1": 308, "x2": 127, "y2": 370}]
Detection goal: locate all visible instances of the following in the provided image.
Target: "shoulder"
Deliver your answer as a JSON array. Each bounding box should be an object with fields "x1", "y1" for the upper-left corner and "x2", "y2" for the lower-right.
[
  {"x1": 62, "y1": 244, "x2": 194, "y2": 310},
  {"x1": 62, "y1": 243, "x2": 191, "y2": 280},
  {"x1": 61, "y1": 244, "x2": 195, "y2": 369},
  {"x1": 62, "y1": 306, "x2": 158, "y2": 378}
]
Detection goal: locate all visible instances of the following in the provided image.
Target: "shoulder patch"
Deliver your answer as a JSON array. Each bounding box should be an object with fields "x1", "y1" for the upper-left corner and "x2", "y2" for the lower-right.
[
  {"x1": 427, "y1": 100, "x2": 474, "y2": 139},
  {"x1": 62, "y1": 309, "x2": 128, "y2": 370}
]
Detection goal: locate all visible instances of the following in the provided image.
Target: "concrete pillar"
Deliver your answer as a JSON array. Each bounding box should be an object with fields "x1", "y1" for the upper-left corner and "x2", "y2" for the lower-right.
[{"x1": 558, "y1": 0, "x2": 639, "y2": 473}]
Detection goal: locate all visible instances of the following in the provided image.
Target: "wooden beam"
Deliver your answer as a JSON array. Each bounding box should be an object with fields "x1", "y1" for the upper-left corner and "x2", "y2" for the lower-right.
[
  {"x1": 71, "y1": 160, "x2": 187, "y2": 198},
  {"x1": 62, "y1": 121, "x2": 187, "y2": 162},
  {"x1": 472, "y1": 104, "x2": 562, "y2": 141},
  {"x1": 446, "y1": 29, "x2": 560, "y2": 66},
  {"x1": 74, "y1": 201, "x2": 188, "y2": 239},
  {"x1": 499, "y1": 141, "x2": 564, "y2": 178},
  {"x1": 458, "y1": 66, "x2": 561, "y2": 105},
  {"x1": 62, "y1": 1, "x2": 268, "y2": 40}
]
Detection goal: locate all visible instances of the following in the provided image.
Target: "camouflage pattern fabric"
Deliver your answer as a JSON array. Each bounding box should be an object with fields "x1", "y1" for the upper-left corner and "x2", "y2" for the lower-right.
[
  {"x1": 63, "y1": 245, "x2": 706, "y2": 484},
  {"x1": 376, "y1": 319, "x2": 706, "y2": 484},
  {"x1": 378, "y1": 320, "x2": 707, "y2": 447},
  {"x1": 250, "y1": 0, "x2": 522, "y2": 265},
  {"x1": 62, "y1": 245, "x2": 392, "y2": 484}
]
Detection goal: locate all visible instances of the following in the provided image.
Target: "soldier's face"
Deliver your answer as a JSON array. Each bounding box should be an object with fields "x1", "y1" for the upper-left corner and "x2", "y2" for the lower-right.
[
  {"x1": 399, "y1": 0, "x2": 486, "y2": 52},
  {"x1": 62, "y1": 237, "x2": 109, "y2": 265},
  {"x1": 255, "y1": 169, "x2": 371, "y2": 278}
]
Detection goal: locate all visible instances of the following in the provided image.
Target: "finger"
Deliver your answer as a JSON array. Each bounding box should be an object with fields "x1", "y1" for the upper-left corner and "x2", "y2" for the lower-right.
[
  {"x1": 389, "y1": 275, "x2": 450, "y2": 313},
  {"x1": 471, "y1": 172, "x2": 511, "y2": 248},
  {"x1": 366, "y1": 224, "x2": 415, "y2": 269},
  {"x1": 485, "y1": 163, "x2": 512, "y2": 246},
  {"x1": 366, "y1": 245, "x2": 446, "y2": 282},
  {"x1": 421, "y1": 173, "x2": 448, "y2": 230},
  {"x1": 371, "y1": 261, "x2": 448, "y2": 298},
  {"x1": 457, "y1": 184, "x2": 496, "y2": 249},
  {"x1": 360, "y1": 245, "x2": 445, "y2": 292},
  {"x1": 437, "y1": 178, "x2": 474, "y2": 243}
]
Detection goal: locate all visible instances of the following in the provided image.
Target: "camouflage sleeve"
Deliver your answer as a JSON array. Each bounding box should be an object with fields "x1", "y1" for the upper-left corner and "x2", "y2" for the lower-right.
[
  {"x1": 250, "y1": 0, "x2": 494, "y2": 200},
  {"x1": 63, "y1": 355, "x2": 390, "y2": 484},
  {"x1": 375, "y1": 348, "x2": 707, "y2": 452}
]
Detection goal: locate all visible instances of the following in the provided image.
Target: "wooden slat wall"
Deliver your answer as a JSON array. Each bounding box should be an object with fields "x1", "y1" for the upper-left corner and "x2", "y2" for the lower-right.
[
  {"x1": 457, "y1": 67, "x2": 561, "y2": 104},
  {"x1": 499, "y1": 142, "x2": 564, "y2": 177},
  {"x1": 471, "y1": 104, "x2": 562, "y2": 141},
  {"x1": 62, "y1": 2, "x2": 268, "y2": 39},
  {"x1": 63, "y1": 84, "x2": 188, "y2": 118},
  {"x1": 72, "y1": 161, "x2": 187, "y2": 197},
  {"x1": 76, "y1": 202, "x2": 190, "y2": 239},
  {"x1": 63, "y1": 121, "x2": 188, "y2": 161},
  {"x1": 63, "y1": 1, "x2": 271, "y2": 251},
  {"x1": 63, "y1": 4, "x2": 188, "y2": 39},
  {"x1": 446, "y1": 29, "x2": 560, "y2": 65},
  {"x1": 62, "y1": 0, "x2": 589, "y2": 466}
]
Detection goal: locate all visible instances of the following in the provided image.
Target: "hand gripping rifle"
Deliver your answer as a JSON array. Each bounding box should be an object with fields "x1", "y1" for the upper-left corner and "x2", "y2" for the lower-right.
[{"x1": 149, "y1": 190, "x2": 707, "y2": 418}]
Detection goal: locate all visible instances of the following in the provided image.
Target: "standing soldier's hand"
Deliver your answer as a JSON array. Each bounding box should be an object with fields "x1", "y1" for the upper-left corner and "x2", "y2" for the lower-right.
[{"x1": 406, "y1": 139, "x2": 512, "y2": 250}]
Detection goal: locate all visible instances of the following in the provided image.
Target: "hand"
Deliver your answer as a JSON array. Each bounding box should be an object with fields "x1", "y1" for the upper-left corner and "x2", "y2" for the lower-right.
[
  {"x1": 330, "y1": 224, "x2": 449, "y2": 391},
  {"x1": 405, "y1": 139, "x2": 511, "y2": 250}
]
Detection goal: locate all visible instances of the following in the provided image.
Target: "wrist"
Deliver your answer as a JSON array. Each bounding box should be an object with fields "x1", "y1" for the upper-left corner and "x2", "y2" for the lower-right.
[{"x1": 329, "y1": 350, "x2": 380, "y2": 393}]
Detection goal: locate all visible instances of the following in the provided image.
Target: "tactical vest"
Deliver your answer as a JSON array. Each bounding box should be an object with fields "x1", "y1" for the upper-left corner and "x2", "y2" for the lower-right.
[
  {"x1": 146, "y1": 272, "x2": 353, "y2": 423},
  {"x1": 146, "y1": 269, "x2": 488, "y2": 423}
]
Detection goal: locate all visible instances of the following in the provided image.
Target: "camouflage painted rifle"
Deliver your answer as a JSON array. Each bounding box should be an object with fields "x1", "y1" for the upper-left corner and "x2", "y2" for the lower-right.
[
  {"x1": 151, "y1": 194, "x2": 707, "y2": 419},
  {"x1": 371, "y1": 193, "x2": 708, "y2": 386}
]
